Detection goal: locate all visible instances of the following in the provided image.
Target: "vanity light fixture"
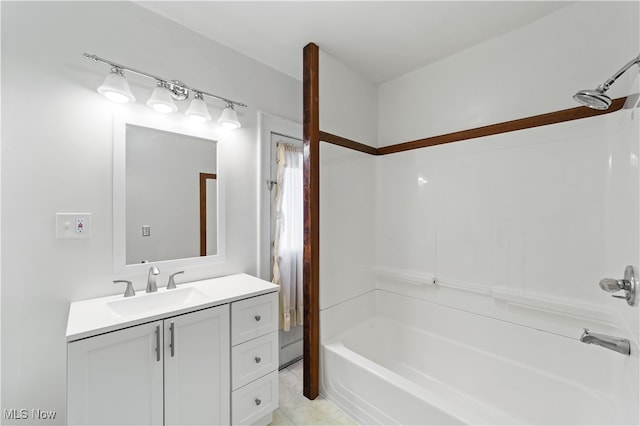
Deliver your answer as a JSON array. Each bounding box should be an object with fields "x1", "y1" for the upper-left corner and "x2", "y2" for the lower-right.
[{"x1": 84, "y1": 53, "x2": 247, "y2": 128}]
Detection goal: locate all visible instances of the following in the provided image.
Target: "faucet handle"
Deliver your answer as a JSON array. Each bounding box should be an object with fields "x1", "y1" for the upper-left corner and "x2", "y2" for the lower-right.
[
  {"x1": 167, "y1": 271, "x2": 184, "y2": 290},
  {"x1": 114, "y1": 280, "x2": 135, "y2": 298}
]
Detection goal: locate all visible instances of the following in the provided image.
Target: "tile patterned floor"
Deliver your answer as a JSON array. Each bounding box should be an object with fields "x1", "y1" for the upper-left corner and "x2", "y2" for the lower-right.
[{"x1": 271, "y1": 359, "x2": 357, "y2": 426}]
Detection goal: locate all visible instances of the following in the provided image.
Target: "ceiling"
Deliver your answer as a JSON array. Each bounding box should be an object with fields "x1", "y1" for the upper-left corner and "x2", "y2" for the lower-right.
[{"x1": 137, "y1": 1, "x2": 573, "y2": 85}]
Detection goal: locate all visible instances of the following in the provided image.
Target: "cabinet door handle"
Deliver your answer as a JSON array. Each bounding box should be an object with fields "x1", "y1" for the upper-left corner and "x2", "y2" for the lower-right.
[
  {"x1": 254, "y1": 398, "x2": 261, "y2": 406},
  {"x1": 169, "y1": 322, "x2": 175, "y2": 357},
  {"x1": 254, "y1": 315, "x2": 261, "y2": 322},
  {"x1": 155, "y1": 325, "x2": 161, "y2": 362},
  {"x1": 254, "y1": 356, "x2": 261, "y2": 364}
]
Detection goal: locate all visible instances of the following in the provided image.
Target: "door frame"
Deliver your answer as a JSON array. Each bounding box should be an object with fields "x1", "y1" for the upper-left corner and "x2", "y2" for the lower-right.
[{"x1": 257, "y1": 112, "x2": 303, "y2": 281}]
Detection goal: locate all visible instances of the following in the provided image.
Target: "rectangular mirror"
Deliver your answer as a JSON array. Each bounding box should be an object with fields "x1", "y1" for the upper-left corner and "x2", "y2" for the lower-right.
[{"x1": 114, "y1": 113, "x2": 225, "y2": 276}]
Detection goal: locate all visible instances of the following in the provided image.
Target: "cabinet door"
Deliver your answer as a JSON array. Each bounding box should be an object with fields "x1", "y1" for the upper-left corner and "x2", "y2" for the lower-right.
[
  {"x1": 164, "y1": 305, "x2": 230, "y2": 425},
  {"x1": 67, "y1": 321, "x2": 163, "y2": 425}
]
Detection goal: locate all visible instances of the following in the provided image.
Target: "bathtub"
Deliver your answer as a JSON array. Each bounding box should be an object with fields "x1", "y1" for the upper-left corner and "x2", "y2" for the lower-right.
[{"x1": 321, "y1": 290, "x2": 637, "y2": 425}]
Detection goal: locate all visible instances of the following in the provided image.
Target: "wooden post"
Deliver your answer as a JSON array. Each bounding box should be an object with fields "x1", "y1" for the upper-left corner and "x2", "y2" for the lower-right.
[{"x1": 302, "y1": 42, "x2": 320, "y2": 399}]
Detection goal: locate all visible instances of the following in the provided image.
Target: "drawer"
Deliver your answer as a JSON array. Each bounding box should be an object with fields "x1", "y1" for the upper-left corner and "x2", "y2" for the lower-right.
[
  {"x1": 232, "y1": 331, "x2": 278, "y2": 390},
  {"x1": 231, "y1": 370, "x2": 278, "y2": 426},
  {"x1": 231, "y1": 292, "x2": 278, "y2": 345}
]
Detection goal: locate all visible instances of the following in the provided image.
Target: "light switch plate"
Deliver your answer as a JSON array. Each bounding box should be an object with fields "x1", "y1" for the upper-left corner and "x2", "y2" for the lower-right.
[{"x1": 56, "y1": 213, "x2": 92, "y2": 239}]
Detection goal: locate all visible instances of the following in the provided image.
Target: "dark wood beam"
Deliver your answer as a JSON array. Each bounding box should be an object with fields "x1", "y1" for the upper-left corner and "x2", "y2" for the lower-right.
[
  {"x1": 377, "y1": 97, "x2": 627, "y2": 155},
  {"x1": 302, "y1": 42, "x2": 320, "y2": 400},
  {"x1": 319, "y1": 131, "x2": 380, "y2": 155}
]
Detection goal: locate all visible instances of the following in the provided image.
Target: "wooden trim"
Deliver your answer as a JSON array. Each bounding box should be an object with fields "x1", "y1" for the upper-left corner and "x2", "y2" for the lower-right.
[
  {"x1": 319, "y1": 131, "x2": 380, "y2": 155},
  {"x1": 302, "y1": 42, "x2": 320, "y2": 400},
  {"x1": 377, "y1": 97, "x2": 627, "y2": 155},
  {"x1": 317, "y1": 97, "x2": 627, "y2": 156},
  {"x1": 199, "y1": 173, "x2": 217, "y2": 256}
]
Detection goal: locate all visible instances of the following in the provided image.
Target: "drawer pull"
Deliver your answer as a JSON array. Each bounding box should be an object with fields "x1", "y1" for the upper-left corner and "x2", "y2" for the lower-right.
[
  {"x1": 255, "y1": 398, "x2": 262, "y2": 406},
  {"x1": 255, "y1": 356, "x2": 261, "y2": 363},
  {"x1": 254, "y1": 315, "x2": 261, "y2": 322}
]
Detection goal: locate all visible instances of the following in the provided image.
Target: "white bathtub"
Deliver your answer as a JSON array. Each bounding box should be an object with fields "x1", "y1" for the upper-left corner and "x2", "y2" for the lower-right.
[{"x1": 321, "y1": 290, "x2": 637, "y2": 425}]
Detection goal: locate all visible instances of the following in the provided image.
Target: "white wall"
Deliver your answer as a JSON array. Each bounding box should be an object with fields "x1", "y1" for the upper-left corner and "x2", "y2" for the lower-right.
[
  {"x1": 1, "y1": 2, "x2": 301, "y2": 423},
  {"x1": 320, "y1": 50, "x2": 378, "y2": 147},
  {"x1": 379, "y1": 1, "x2": 640, "y2": 146},
  {"x1": 318, "y1": 50, "x2": 378, "y2": 336}
]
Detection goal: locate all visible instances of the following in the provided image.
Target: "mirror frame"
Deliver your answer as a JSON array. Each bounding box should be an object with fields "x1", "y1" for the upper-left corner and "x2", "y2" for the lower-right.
[{"x1": 113, "y1": 112, "x2": 226, "y2": 276}]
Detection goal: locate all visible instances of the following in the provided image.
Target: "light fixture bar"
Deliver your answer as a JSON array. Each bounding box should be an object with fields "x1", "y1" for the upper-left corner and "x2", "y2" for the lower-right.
[{"x1": 83, "y1": 53, "x2": 248, "y2": 108}]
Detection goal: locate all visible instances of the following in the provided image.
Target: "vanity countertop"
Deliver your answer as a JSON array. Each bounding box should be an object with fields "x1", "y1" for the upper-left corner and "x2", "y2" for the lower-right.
[{"x1": 66, "y1": 273, "x2": 278, "y2": 342}]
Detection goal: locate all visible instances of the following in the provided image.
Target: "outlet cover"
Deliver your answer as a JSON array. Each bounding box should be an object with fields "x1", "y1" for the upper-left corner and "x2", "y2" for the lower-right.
[{"x1": 56, "y1": 213, "x2": 92, "y2": 239}]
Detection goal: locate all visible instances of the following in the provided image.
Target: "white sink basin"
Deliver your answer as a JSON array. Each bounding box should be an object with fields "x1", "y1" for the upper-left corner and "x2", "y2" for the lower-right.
[{"x1": 107, "y1": 287, "x2": 207, "y2": 317}]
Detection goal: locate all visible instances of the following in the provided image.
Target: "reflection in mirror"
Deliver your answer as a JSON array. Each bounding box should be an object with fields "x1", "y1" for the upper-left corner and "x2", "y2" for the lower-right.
[
  {"x1": 199, "y1": 173, "x2": 217, "y2": 256},
  {"x1": 114, "y1": 113, "x2": 225, "y2": 276},
  {"x1": 125, "y1": 124, "x2": 217, "y2": 264}
]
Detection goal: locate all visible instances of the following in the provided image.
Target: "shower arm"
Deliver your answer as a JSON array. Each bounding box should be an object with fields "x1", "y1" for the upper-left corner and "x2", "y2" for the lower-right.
[{"x1": 599, "y1": 54, "x2": 640, "y2": 92}]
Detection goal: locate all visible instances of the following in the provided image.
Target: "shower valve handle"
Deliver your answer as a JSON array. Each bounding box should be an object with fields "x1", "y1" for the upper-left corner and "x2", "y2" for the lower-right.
[
  {"x1": 598, "y1": 266, "x2": 637, "y2": 306},
  {"x1": 599, "y1": 278, "x2": 625, "y2": 292}
]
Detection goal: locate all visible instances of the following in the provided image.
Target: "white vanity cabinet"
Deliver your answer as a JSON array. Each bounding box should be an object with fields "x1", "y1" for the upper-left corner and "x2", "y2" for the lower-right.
[
  {"x1": 230, "y1": 292, "x2": 279, "y2": 426},
  {"x1": 66, "y1": 274, "x2": 280, "y2": 426},
  {"x1": 67, "y1": 305, "x2": 230, "y2": 425}
]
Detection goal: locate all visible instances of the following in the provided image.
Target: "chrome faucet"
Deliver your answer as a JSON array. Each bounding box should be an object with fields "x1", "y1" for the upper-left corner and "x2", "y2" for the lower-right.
[
  {"x1": 146, "y1": 266, "x2": 160, "y2": 293},
  {"x1": 580, "y1": 329, "x2": 630, "y2": 356}
]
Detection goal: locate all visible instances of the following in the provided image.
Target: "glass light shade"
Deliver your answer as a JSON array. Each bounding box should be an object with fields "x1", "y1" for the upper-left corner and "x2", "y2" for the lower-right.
[
  {"x1": 217, "y1": 105, "x2": 241, "y2": 129},
  {"x1": 97, "y1": 70, "x2": 135, "y2": 103},
  {"x1": 185, "y1": 97, "x2": 212, "y2": 122},
  {"x1": 146, "y1": 85, "x2": 177, "y2": 114}
]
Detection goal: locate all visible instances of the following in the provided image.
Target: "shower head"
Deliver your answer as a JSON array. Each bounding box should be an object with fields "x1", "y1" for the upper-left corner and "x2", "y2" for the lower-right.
[
  {"x1": 573, "y1": 53, "x2": 640, "y2": 110},
  {"x1": 573, "y1": 87, "x2": 612, "y2": 110}
]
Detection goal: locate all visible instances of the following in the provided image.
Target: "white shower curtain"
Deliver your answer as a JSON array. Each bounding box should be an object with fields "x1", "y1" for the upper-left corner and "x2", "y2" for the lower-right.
[{"x1": 272, "y1": 143, "x2": 304, "y2": 331}]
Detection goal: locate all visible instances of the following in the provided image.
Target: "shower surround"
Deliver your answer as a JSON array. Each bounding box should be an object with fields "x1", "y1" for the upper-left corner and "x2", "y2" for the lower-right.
[{"x1": 318, "y1": 108, "x2": 639, "y2": 424}]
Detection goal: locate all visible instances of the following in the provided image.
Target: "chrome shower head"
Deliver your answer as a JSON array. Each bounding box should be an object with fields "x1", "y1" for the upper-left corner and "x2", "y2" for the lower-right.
[
  {"x1": 573, "y1": 53, "x2": 640, "y2": 110},
  {"x1": 573, "y1": 87, "x2": 612, "y2": 110}
]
